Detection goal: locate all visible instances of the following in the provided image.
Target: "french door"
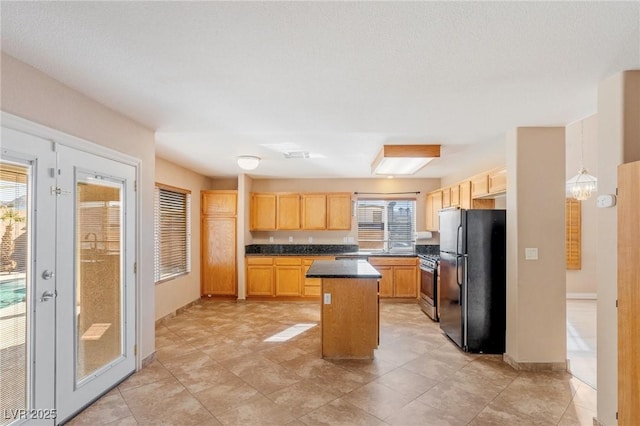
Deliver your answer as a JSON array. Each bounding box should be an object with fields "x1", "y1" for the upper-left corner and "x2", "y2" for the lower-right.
[{"x1": 0, "y1": 126, "x2": 137, "y2": 425}]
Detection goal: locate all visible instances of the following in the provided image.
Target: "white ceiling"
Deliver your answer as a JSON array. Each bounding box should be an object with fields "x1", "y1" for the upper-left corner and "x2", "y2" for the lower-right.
[{"x1": 1, "y1": 1, "x2": 639, "y2": 179}]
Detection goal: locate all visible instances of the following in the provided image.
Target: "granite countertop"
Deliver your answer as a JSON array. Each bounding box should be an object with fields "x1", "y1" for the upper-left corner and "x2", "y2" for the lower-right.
[
  {"x1": 245, "y1": 244, "x2": 439, "y2": 258},
  {"x1": 305, "y1": 259, "x2": 382, "y2": 279}
]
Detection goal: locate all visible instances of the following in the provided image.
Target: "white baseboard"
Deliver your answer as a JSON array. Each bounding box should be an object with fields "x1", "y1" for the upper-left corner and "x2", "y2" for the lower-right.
[{"x1": 566, "y1": 292, "x2": 597, "y2": 300}]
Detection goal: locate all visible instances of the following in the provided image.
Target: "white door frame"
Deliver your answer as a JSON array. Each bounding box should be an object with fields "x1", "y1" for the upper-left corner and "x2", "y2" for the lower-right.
[{"x1": 1, "y1": 112, "x2": 142, "y2": 423}]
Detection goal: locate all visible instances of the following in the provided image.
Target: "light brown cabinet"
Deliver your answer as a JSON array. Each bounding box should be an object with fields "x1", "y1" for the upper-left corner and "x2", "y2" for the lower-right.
[
  {"x1": 327, "y1": 193, "x2": 352, "y2": 230},
  {"x1": 426, "y1": 191, "x2": 443, "y2": 232},
  {"x1": 301, "y1": 194, "x2": 327, "y2": 229},
  {"x1": 471, "y1": 174, "x2": 489, "y2": 198},
  {"x1": 246, "y1": 257, "x2": 274, "y2": 296},
  {"x1": 450, "y1": 185, "x2": 460, "y2": 207},
  {"x1": 277, "y1": 193, "x2": 301, "y2": 230},
  {"x1": 275, "y1": 257, "x2": 302, "y2": 296},
  {"x1": 442, "y1": 187, "x2": 451, "y2": 208},
  {"x1": 247, "y1": 255, "x2": 334, "y2": 298},
  {"x1": 488, "y1": 168, "x2": 507, "y2": 194},
  {"x1": 201, "y1": 191, "x2": 237, "y2": 297},
  {"x1": 250, "y1": 193, "x2": 277, "y2": 230},
  {"x1": 376, "y1": 266, "x2": 393, "y2": 297},
  {"x1": 202, "y1": 190, "x2": 237, "y2": 216},
  {"x1": 250, "y1": 192, "x2": 352, "y2": 231},
  {"x1": 459, "y1": 181, "x2": 472, "y2": 209},
  {"x1": 369, "y1": 257, "x2": 418, "y2": 298},
  {"x1": 302, "y1": 257, "x2": 334, "y2": 296}
]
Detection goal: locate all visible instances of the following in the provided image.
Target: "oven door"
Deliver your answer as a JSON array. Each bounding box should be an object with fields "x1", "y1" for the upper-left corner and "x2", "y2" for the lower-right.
[{"x1": 419, "y1": 264, "x2": 437, "y2": 320}]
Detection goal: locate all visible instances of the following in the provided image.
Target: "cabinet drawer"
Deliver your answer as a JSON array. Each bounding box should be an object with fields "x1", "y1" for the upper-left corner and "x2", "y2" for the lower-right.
[
  {"x1": 246, "y1": 256, "x2": 273, "y2": 265},
  {"x1": 275, "y1": 257, "x2": 302, "y2": 266},
  {"x1": 368, "y1": 257, "x2": 418, "y2": 266},
  {"x1": 304, "y1": 285, "x2": 321, "y2": 297}
]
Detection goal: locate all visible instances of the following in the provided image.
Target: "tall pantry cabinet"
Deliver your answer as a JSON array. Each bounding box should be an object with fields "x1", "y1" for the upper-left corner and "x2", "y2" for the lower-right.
[{"x1": 201, "y1": 190, "x2": 237, "y2": 297}]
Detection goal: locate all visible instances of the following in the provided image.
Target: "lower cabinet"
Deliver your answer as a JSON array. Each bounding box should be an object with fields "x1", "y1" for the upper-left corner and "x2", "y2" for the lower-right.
[
  {"x1": 275, "y1": 257, "x2": 302, "y2": 296},
  {"x1": 369, "y1": 257, "x2": 418, "y2": 298},
  {"x1": 246, "y1": 256, "x2": 334, "y2": 298},
  {"x1": 246, "y1": 257, "x2": 274, "y2": 296}
]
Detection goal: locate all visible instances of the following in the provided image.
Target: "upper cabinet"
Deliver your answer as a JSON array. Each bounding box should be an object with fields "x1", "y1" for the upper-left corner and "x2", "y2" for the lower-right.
[
  {"x1": 301, "y1": 193, "x2": 327, "y2": 230},
  {"x1": 488, "y1": 167, "x2": 507, "y2": 194},
  {"x1": 250, "y1": 192, "x2": 352, "y2": 231},
  {"x1": 202, "y1": 190, "x2": 237, "y2": 216},
  {"x1": 277, "y1": 193, "x2": 301, "y2": 230},
  {"x1": 327, "y1": 193, "x2": 352, "y2": 230},
  {"x1": 425, "y1": 190, "x2": 443, "y2": 232},
  {"x1": 250, "y1": 193, "x2": 277, "y2": 230},
  {"x1": 471, "y1": 167, "x2": 507, "y2": 198}
]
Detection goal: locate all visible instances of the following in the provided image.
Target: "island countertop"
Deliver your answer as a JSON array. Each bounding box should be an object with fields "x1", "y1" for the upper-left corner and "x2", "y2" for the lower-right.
[{"x1": 305, "y1": 259, "x2": 382, "y2": 279}]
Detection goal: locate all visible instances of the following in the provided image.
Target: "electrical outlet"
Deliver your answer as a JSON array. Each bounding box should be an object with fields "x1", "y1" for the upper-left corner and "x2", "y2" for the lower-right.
[
  {"x1": 323, "y1": 293, "x2": 331, "y2": 304},
  {"x1": 308, "y1": 236, "x2": 313, "y2": 243},
  {"x1": 269, "y1": 236, "x2": 274, "y2": 243},
  {"x1": 288, "y1": 236, "x2": 294, "y2": 243}
]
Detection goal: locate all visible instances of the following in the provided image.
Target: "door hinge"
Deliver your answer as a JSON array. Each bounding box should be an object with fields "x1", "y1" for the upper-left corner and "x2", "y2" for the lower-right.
[
  {"x1": 50, "y1": 186, "x2": 71, "y2": 196},
  {"x1": 616, "y1": 411, "x2": 618, "y2": 420},
  {"x1": 616, "y1": 299, "x2": 618, "y2": 308},
  {"x1": 134, "y1": 180, "x2": 137, "y2": 192},
  {"x1": 134, "y1": 344, "x2": 137, "y2": 356},
  {"x1": 133, "y1": 262, "x2": 137, "y2": 273}
]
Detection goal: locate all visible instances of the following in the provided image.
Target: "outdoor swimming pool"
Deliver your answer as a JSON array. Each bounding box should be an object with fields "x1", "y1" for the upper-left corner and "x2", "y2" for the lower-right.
[{"x1": 0, "y1": 279, "x2": 26, "y2": 309}]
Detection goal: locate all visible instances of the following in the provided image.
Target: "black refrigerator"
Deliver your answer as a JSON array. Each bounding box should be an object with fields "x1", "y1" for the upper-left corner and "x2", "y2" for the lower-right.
[{"x1": 439, "y1": 208, "x2": 506, "y2": 353}]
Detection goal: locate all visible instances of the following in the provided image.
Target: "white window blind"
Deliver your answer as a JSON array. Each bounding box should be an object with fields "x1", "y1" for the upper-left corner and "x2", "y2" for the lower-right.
[
  {"x1": 154, "y1": 185, "x2": 191, "y2": 283},
  {"x1": 356, "y1": 199, "x2": 416, "y2": 252}
]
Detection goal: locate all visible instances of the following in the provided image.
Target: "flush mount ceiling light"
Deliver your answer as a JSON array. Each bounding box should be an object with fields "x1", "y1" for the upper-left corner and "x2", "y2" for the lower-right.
[
  {"x1": 371, "y1": 145, "x2": 441, "y2": 176},
  {"x1": 237, "y1": 155, "x2": 260, "y2": 171},
  {"x1": 566, "y1": 122, "x2": 597, "y2": 200}
]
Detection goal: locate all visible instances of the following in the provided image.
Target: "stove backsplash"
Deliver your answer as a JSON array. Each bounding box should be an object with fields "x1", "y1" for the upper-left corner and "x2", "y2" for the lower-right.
[{"x1": 415, "y1": 244, "x2": 440, "y2": 256}]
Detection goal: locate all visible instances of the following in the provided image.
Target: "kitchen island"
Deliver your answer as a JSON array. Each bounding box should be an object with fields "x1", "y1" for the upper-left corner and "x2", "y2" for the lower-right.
[{"x1": 306, "y1": 259, "x2": 382, "y2": 359}]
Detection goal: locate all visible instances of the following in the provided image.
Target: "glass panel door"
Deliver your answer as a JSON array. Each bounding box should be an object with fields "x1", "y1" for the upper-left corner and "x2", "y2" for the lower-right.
[
  {"x1": 1, "y1": 126, "x2": 57, "y2": 426},
  {"x1": 55, "y1": 145, "x2": 136, "y2": 423},
  {"x1": 0, "y1": 162, "x2": 30, "y2": 425},
  {"x1": 76, "y1": 176, "x2": 123, "y2": 381}
]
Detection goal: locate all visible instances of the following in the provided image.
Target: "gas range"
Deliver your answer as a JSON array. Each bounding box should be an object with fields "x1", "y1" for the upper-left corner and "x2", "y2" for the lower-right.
[{"x1": 418, "y1": 254, "x2": 439, "y2": 269}]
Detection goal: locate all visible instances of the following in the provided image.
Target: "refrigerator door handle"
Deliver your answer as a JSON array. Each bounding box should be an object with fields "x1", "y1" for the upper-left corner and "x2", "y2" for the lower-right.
[
  {"x1": 456, "y1": 224, "x2": 462, "y2": 255},
  {"x1": 456, "y1": 255, "x2": 462, "y2": 287}
]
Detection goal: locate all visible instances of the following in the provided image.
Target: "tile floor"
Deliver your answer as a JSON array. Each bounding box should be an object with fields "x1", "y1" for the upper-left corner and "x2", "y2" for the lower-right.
[
  {"x1": 67, "y1": 301, "x2": 597, "y2": 425},
  {"x1": 566, "y1": 299, "x2": 597, "y2": 389}
]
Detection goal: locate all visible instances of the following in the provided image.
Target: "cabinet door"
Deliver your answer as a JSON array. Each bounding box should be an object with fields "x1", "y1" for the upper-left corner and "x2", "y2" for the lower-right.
[
  {"x1": 246, "y1": 265, "x2": 274, "y2": 296},
  {"x1": 432, "y1": 191, "x2": 443, "y2": 231},
  {"x1": 301, "y1": 193, "x2": 327, "y2": 230},
  {"x1": 327, "y1": 193, "x2": 352, "y2": 230},
  {"x1": 393, "y1": 266, "x2": 418, "y2": 298},
  {"x1": 376, "y1": 266, "x2": 393, "y2": 298},
  {"x1": 442, "y1": 187, "x2": 451, "y2": 208},
  {"x1": 471, "y1": 174, "x2": 489, "y2": 198},
  {"x1": 426, "y1": 193, "x2": 434, "y2": 231},
  {"x1": 202, "y1": 190, "x2": 237, "y2": 216},
  {"x1": 488, "y1": 167, "x2": 507, "y2": 194},
  {"x1": 275, "y1": 266, "x2": 302, "y2": 296},
  {"x1": 201, "y1": 217, "x2": 237, "y2": 296},
  {"x1": 450, "y1": 185, "x2": 460, "y2": 207},
  {"x1": 250, "y1": 193, "x2": 277, "y2": 230},
  {"x1": 277, "y1": 193, "x2": 301, "y2": 230},
  {"x1": 459, "y1": 181, "x2": 472, "y2": 209}
]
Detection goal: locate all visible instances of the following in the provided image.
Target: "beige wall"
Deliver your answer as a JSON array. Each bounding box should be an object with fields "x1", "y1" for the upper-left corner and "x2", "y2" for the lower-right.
[
  {"x1": 565, "y1": 116, "x2": 598, "y2": 296},
  {"x1": 596, "y1": 70, "x2": 640, "y2": 426},
  {"x1": 505, "y1": 127, "x2": 566, "y2": 364},
  {"x1": 0, "y1": 52, "x2": 157, "y2": 361},
  {"x1": 154, "y1": 157, "x2": 213, "y2": 320}
]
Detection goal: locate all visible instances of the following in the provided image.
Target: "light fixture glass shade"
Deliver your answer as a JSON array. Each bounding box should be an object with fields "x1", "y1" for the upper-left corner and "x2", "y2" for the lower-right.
[
  {"x1": 373, "y1": 157, "x2": 434, "y2": 175},
  {"x1": 237, "y1": 155, "x2": 260, "y2": 171},
  {"x1": 566, "y1": 167, "x2": 598, "y2": 200}
]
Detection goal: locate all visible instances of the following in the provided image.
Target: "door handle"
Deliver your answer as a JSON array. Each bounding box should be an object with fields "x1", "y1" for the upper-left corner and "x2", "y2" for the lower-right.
[
  {"x1": 40, "y1": 290, "x2": 57, "y2": 302},
  {"x1": 42, "y1": 270, "x2": 55, "y2": 280}
]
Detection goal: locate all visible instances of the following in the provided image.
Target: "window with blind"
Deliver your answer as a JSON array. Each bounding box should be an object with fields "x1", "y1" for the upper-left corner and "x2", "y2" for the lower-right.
[
  {"x1": 356, "y1": 199, "x2": 416, "y2": 252},
  {"x1": 154, "y1": 184, "x2": 191, "y2": 283}
]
